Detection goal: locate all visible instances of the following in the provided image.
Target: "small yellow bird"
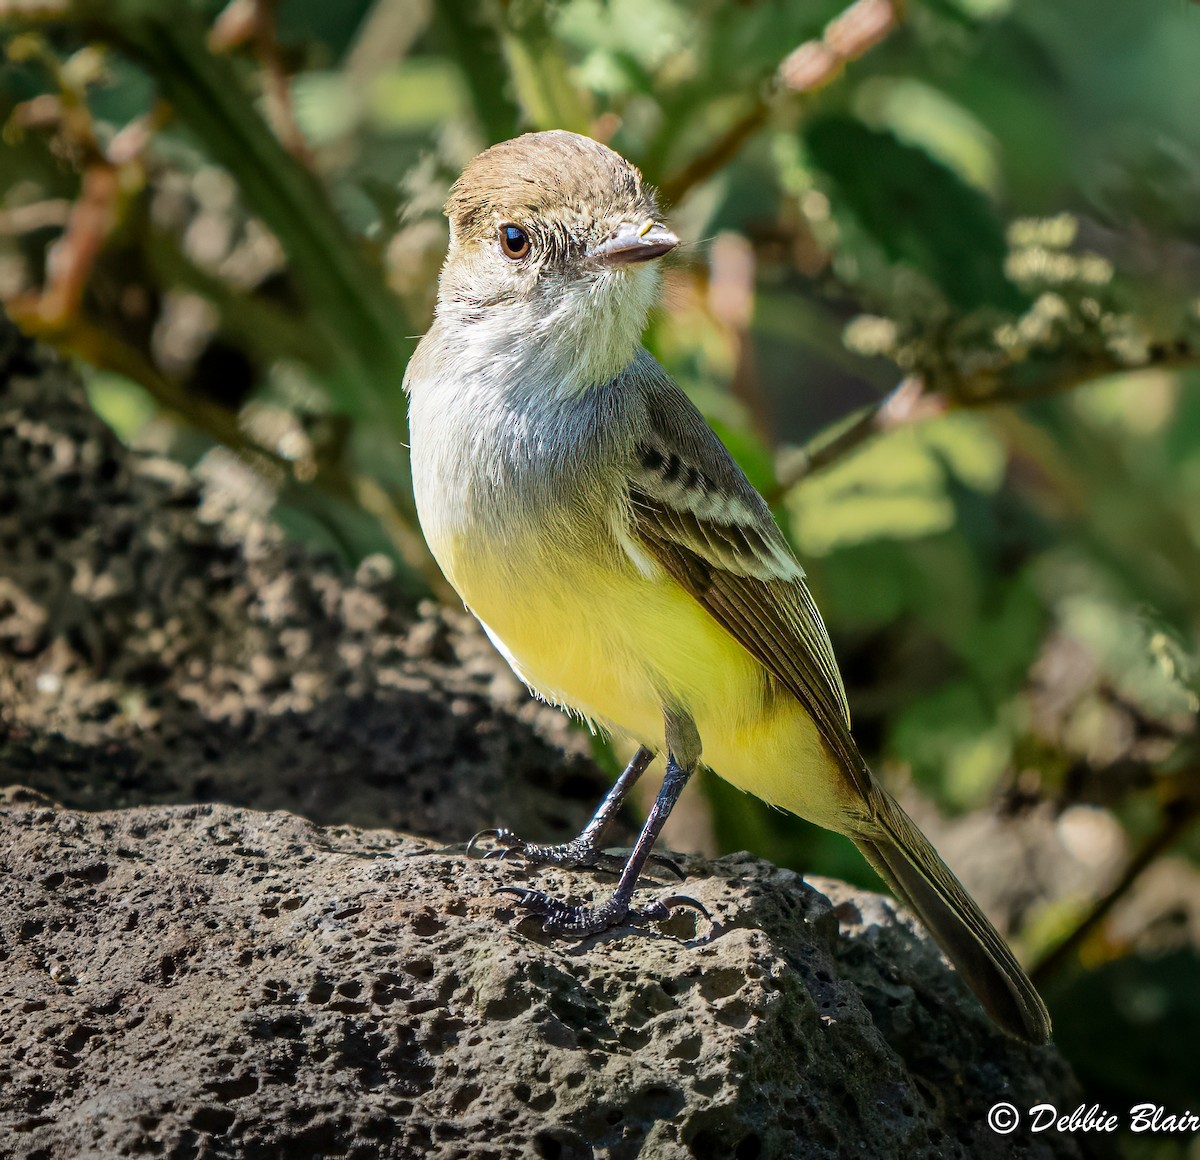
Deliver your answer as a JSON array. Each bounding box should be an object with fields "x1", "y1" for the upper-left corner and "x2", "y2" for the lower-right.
[{"x1": 405, "y1": 130, "x2": 1050, "y2": 1044}]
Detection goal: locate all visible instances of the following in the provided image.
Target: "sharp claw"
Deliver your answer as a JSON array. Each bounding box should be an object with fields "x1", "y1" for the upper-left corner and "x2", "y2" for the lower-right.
[
  {"x1": 494, "y1": 885, "x2": 709, "y2": 939},
  {"x1": 466, "y1": 828, "x2": 505, "y2": 858},
  {"x1": 469, "y1": 829, "x2": 532, "y2": 862},
  {"x1": 649, "y1": 854, "x2": 686, "y2": 882},
  {"x1": 495, "y1": 886, "x2": 577, "y2": 930},
  {"x1": 658, "y1": 894, "x2": 710, "y2": 920},
  {"x1": 495, "y1": 886, "x2": 530, "y2": 901}
]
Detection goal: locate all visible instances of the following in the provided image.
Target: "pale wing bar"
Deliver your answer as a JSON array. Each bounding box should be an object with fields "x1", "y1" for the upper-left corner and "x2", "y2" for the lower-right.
[{"x1": 627, "y1": 485, "x2": 868, "y2": 797}]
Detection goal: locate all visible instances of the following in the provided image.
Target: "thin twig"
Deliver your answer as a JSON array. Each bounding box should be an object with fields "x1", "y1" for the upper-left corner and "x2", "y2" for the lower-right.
[
  {"x1": 659, "y1": 0, "x2": 904, "y2": 205},
  {"x1": 767, "y1": 376, "x2": 936, "y2": 502},
  {"x1": 252, "y1": 0, "x2": 315, "y2": 166},
  {"x1": 659, "y1": 101, "x2": 768, "y2": 206},
  {"x1": 770, "y1": 342, "x2": 1200, "y2": 499},
  {"x1": 7, "y1": 0, "x2": 415, "y2": 424},
  {"x1": 1031, "y1": 794, "x2": 1200, "y2": 988}
]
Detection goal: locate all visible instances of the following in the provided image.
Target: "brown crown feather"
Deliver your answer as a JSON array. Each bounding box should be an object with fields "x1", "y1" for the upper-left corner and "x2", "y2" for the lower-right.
[{"x1": 445, "y1": 130, "x2": 659, "y2": 246}]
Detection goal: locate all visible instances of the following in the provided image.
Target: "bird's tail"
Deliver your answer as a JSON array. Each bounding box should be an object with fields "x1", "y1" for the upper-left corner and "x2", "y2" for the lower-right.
[{"x1": 853, "y1": 784, "x2": 1051, "y2": 1045}]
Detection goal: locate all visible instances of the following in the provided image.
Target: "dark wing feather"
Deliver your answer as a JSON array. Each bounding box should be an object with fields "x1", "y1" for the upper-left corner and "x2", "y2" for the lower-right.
[
  {"x1": 622, "y1": 355, "x2": 1052, "y2": 1044},
  {"x1": 623, "y1": 354, "x2": 866, "y2": 791}
]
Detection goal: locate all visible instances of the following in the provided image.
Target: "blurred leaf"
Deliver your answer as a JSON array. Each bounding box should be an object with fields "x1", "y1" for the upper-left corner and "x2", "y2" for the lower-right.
[
  {"x1": 278, "y1": 0, "x2": 374, "y2": 58},
  {"x1": 1095, "y1": 135, "x2": 1200, "y2": 246},
  {"x1": 84, "y1": 368, "x2": 158, "y2": 441},
  {"x1": 853, "y1": 76, "x2": 1002, "y2": 195},
  {"x1": 85, "y1": 54, "x2": 155, "y2": 125},
  {"x1": 1047, "y1": 950, "x2": 1200, "y2": 1110},
  {"x1": 805, "y1": 116, "x2": 1025, "y2": 311},
  {"x1": 1058, "y1": 594, "x2": 1200, "y2": 720},
  {"x1": 557, "y1": 0, "x2": 691, "y2": 81},
  {"x1": 891, "y1": 681, "x2": 1013, "y2": 808},
  {"x1": 500, "y1": 0, "x2": 592, "y2": 133},
  {"x1": 788, "y1": 414, "x2": 1006, "y2": 556},
  {"x1": 810, "y1": 540, "x2": 913, "y2": 630},
  {"x1": 1162, "y1": 372, "x2": 1200, "y2": 467},
  {"x1": 955, "y1": 567, "x2": 1046, "y2": 697},
  {"x1": 367, "y1": 59, "x2": 467, "y2": 129},
  {"x1": 433, "y1": 0, "x2": 521, "y2": 143},
  {"x1": 693, "y1": 0, "x2": 837, "y2": 92},
  {"x1": 291, "y1": 72, "x2": 362, "y2": 145},
  {"x1": 933, "y1": 20, "x2": 1068, "y2": 207}
]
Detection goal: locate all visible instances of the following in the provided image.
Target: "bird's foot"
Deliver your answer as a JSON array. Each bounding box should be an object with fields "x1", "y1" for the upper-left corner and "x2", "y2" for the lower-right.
[
  {"x1": 467, "y1": 828, "x2": 624, "y2": 872},
  {"x1": 496, "y1": 886, "x2": 708, "y2": 937},
  {"x1": 466, "y1": 828, "x2": 684, "y2": 881}
]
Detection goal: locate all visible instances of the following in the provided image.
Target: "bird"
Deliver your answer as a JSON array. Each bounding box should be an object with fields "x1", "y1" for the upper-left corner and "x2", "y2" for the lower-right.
[{"x1": 404, "y1": 129, "x2": 1051, "y2": 1045}]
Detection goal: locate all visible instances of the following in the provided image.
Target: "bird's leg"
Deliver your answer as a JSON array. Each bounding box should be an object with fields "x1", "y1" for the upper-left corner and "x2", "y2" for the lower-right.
[
  {"x1": 467, "y1": 746, "x2": 681, "y2": 878},
  {"x1": 498, "y1": 710, "x2": 707, "y2": 936}
]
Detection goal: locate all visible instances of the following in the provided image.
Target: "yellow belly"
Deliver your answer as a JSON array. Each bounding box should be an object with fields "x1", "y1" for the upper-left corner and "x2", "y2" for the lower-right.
[{"x1": 437, "y1": 529, "x2": 851, "y2": 832}]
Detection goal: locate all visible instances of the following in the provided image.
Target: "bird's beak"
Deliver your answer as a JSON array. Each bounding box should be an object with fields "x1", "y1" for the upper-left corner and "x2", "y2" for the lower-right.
[{"x1": 588, "y1": 220, "x2": 679, "y2": 266}]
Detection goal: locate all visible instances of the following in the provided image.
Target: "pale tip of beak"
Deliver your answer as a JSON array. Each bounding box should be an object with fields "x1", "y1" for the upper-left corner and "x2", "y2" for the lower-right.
[{"x1": 589, "y1": 221, "x2": 680, "y2": 266}]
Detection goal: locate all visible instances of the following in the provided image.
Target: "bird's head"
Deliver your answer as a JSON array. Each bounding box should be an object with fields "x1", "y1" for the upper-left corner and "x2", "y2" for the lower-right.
[{"x1": 435, "y1": 130, "x2": 677, "y2": 392}]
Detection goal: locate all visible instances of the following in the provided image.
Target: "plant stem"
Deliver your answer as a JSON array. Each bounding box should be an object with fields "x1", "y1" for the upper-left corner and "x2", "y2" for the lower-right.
[
  {"x1": 1031, "y1": 793, "x2": 1200, "y2": 988},
  {"x1": 659, "y1": 100, "x2": 769, "y2": 206},
  {"x1": 24, "y1": 0, "x2": 416, "y2": 430},
  {"x1": 771, "y1": 343, "x2": 1200, "y2": 497}
]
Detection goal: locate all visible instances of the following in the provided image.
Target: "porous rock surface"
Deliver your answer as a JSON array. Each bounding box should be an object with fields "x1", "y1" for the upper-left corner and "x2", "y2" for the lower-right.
[
  {"x1": 1, "y1": 794, "x2": 1094, "y2": 1160},
  {"x1": 0, "y1": 315, "x2": 605, "y2": 844},
  {"x1": 0, "y1": 318, "x2": 1100, "y2": 1157}
]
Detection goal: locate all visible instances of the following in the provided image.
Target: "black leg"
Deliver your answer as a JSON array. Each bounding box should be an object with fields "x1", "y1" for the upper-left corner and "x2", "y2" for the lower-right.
[
  {"x1": 574, "y1": 745, "x2": 656, "y2": 849},
  {"x1": 497, "y1": 751, "x2": 707, "y2": 936},
  {"x1": 467, "y1": 746, "x2": 682, "y2": 879}
]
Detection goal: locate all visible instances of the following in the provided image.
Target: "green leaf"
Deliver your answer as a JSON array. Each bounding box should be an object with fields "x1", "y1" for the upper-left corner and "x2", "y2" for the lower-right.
[
  {"x1": 804, "y1": 116, "x2": 1025, "y2": 311},
  {"x1": 786, "y1": 414, "x2": 1006, "y2": 556},
  {"x1": 954, "y1": 568, "x2": 1046, "y2": 698},
  {"x1": 891, "y1": 681, "x2": 1012, "y2": 808},
  {"x1": 1047, "y1": 950, "x2": 1200, "y2": 1111},
  {"x1": 434, "y1": 0, "x2": 521, "y2": 144}
]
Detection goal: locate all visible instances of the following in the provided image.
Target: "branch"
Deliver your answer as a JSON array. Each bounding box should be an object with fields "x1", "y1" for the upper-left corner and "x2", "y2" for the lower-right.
[
  {"x1": 1030, "y1": 791, "x2": 1200, "y2": 988},
  {"x1": 768, "y1": 376, "x2": 939, "y2": 502},
  {"x1": 659, "y1": 0, "x2": 903, "y2": 205},
  {"x1": 771, "y1": 339, "x2": 1200, "y2": 498},
  {"x1": 209, "y1": 0, "x2": 316, "y2": 166},
  {"x1": 4, "y1": 0, "x2": 414, "y2": 431},
  {"x1": 659, "y1": 101, "x2": 769, "y2": 207}
]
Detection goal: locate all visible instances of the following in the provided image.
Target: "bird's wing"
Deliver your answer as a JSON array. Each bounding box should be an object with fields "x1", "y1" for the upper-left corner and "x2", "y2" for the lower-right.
[{"x1": 622, "y1": 353, "x2": 865, "y2": 788}]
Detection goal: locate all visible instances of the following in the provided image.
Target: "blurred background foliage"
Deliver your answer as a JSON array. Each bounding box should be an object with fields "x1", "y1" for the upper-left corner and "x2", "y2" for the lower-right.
[{"x1": 3, "y1": 0, "x2": 1200, "y2": 1143}]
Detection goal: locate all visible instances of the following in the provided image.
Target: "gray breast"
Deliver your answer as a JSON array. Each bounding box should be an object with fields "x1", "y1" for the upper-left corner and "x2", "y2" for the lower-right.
[{"x1": 411, "y1": 366, "x2": 638, "y2": 560}]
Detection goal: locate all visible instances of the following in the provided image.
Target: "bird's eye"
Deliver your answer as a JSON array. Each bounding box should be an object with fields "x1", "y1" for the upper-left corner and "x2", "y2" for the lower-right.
[{"x1": 498, "y1": 223, "x2": 531, "y2": 260}]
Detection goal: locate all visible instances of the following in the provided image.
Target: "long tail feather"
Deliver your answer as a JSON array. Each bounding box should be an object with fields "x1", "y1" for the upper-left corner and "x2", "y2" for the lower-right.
[{"x1": 855, "y1": 787, "x2": 1051, "y2": 1045}]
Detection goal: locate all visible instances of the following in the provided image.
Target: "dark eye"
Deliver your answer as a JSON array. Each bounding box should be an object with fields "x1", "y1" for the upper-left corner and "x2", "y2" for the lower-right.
[{"x1": 499, "y1": 223, "x2": 531, "y2": 260}]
